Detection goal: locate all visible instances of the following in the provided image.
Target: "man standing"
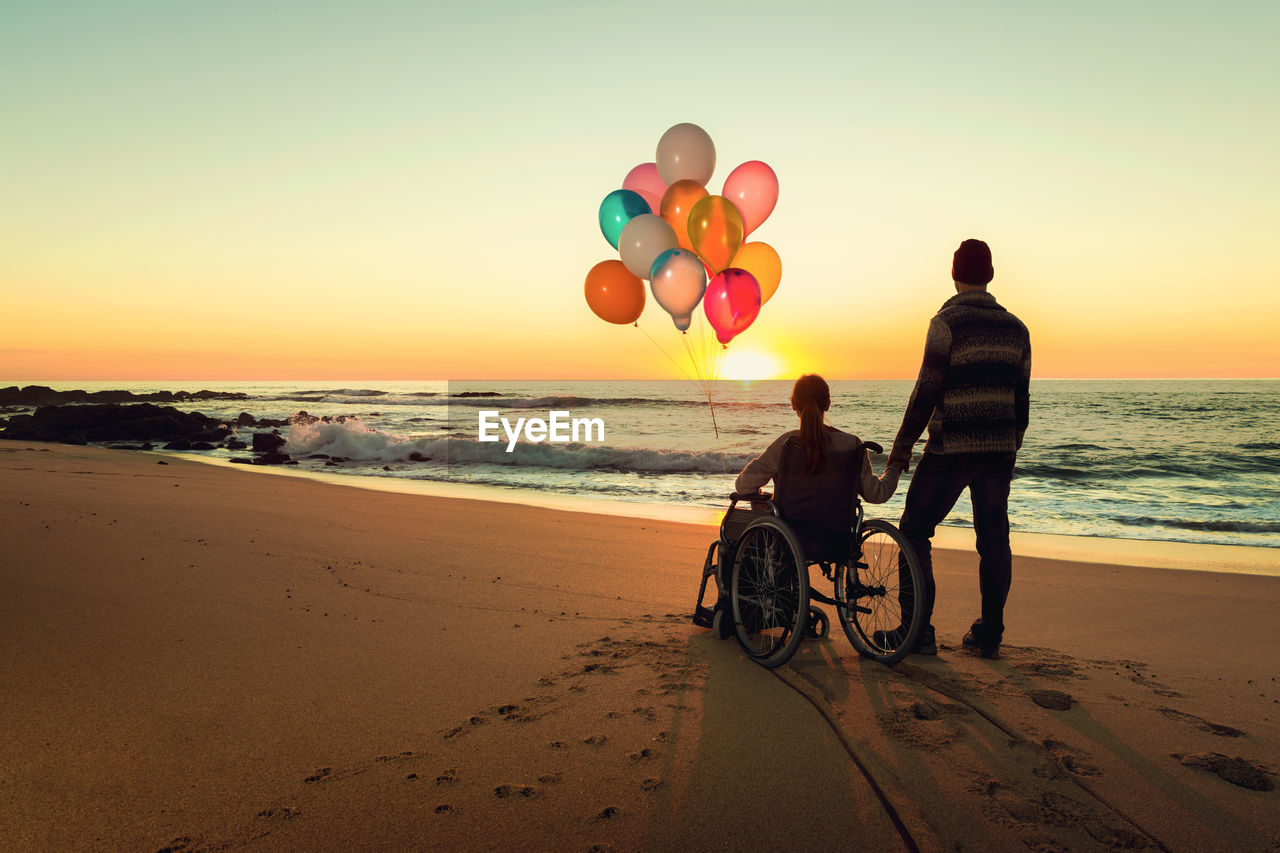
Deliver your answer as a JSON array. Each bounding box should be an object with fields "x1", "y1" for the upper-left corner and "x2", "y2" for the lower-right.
[{"x1": 888, "y1": 239, "x2": 1031, "y2": 659}]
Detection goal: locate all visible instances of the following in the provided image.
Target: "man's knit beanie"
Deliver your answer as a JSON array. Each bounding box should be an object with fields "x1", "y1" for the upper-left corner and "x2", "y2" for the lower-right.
[{"x1": 953, "y1": 239, "x2": 994, "y2": 286}]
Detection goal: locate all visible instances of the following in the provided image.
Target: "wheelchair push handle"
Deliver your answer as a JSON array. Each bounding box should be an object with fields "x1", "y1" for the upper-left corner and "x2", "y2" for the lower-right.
[{"x1": 862, "y1": 441, "x2": 883, "y2": 455}]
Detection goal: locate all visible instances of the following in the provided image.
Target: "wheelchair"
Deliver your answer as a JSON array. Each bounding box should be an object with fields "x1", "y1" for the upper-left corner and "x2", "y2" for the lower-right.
[{"x1": 693, "y1": 439, "x2": 926, "y2": 668}]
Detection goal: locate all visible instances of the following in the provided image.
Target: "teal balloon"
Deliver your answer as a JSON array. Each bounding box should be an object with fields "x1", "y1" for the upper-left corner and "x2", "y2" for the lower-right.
[{"x1": 598, "y1": 189, "x2": 651, "y2": 250}]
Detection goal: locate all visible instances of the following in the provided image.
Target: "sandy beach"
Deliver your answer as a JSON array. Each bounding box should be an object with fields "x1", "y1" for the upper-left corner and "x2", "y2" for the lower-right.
[{"x1": 1, "y1": 442, "x2": 1277, "y2": 852}]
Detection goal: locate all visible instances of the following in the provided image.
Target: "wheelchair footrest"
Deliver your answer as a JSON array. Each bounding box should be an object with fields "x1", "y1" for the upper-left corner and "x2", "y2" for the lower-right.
[{"x1": 692, "y1": 605, "x2": 714, "y2": 628}]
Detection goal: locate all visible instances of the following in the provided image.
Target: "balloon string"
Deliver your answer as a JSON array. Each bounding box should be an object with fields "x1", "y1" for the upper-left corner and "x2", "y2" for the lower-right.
[
  {"x1": 680, "y1": 331, "x2": 710, "y2": 403},
  {"x1": 696, "y1": 309, "x2": 711, "y2": 394},
  {"x1": 637, "y1": 321, "x2": 693, "y2": 382},
  {"x1": 713, "y1": 344, "x2": 728, "y2": 476}
]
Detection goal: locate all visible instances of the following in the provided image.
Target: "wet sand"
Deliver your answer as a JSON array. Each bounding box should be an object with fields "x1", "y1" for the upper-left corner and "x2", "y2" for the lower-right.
[{"x1": 1, "y1": 443, "x2": 1276, "y2": 851}]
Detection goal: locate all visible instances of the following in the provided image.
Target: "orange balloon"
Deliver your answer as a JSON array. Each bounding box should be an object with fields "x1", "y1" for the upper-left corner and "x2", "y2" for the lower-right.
[
  {"x1": 659, "y1": 179, "x2": 708, "y2": 252},
  {"x1": 584, "y1": 260, "x2": 645, "y2": 324},
  {"x1": 687, "y1": 195, "x2": 744, "y2": 274},
  {"x1": 731, "y1": 241, "x2": 782, "y2": 304}
]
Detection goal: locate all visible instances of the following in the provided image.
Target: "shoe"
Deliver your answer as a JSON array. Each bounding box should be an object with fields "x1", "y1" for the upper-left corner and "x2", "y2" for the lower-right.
[
  {"x1": 915, "y1": 625, "x2": 938, "y2": 656},
  {"x1": 962, "y1": 618, "x2": 1001, "y2": 647},
  {"x1": 873, "y1": 625, "x2": 936, "y2": 656},
  {"x1": 963, "y1": 618, "x2": 1000, "y2": 659}
]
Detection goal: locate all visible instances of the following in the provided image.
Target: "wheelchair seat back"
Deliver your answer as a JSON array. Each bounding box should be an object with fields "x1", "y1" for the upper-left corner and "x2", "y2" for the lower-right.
[
  {"x1": 774, "y1": 436, "x2": 863, "y2": 563},
  {"x1": 721, "y1": 504, "x2": 767, "y2": 544}
]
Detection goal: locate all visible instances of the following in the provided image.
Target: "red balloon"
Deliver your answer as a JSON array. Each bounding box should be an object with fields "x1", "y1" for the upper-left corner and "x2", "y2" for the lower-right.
[
  {"x1": 703, "y1": 268, "x2": 761, "y2": 345},
  {"x1": 723, "y1": 160, "x2": 778, "y2": 236},
  {"x1": 584, "y1": 260, "x2": 645, "y2": 325}
]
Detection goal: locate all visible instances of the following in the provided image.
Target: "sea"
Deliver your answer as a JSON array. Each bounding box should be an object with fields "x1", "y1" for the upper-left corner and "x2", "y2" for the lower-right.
[{"x1": 8, "y1": 379, "x2": 1278, "y2": 550}]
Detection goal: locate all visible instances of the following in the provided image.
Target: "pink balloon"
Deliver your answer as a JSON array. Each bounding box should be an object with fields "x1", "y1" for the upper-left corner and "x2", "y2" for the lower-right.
[
  {"x1": 703, "y1": 268, "x2": 761, "y2": 345},
  {"x1": 722, "y1": 161, "x2": 779, "y2": 236},
  {"x1": 623, "y1": 163, "x2": 666, "y2": 221}
]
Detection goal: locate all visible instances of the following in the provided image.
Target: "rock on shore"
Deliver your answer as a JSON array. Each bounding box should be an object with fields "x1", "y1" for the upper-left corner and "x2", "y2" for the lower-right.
[
  {"x1": 0, "y1": 403, "x2": 231, "y2": 445},
  {"x1": 0, "y1": 385, "x2": 248, "y2": 408}
]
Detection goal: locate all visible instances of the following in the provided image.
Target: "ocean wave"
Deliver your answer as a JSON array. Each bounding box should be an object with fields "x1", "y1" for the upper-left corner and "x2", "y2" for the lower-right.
[
  {"x1": 1014, "y1": 464, "x2": 1094, "y2": 481},
  {"x1": 1107, "y1": 515, "x2": 1280, "y2": 536},
  {"x1": 283, "y1": 418, "x2": 750, "y2": 473},
  {"x1": 441, "y1": 394, "x2": 695, "y2": 409}
]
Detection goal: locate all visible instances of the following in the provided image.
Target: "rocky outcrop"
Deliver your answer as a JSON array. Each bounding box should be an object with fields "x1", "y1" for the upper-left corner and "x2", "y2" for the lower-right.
[
  {"x1": 251, "y1": 432, "x2": 286, "y2": 453},
  {"x1": 0, "y1": 404, "x2": 231, "y2": 445},
  {"x1": 0, "y1": 386, "x2": 248, "y2": 407}
]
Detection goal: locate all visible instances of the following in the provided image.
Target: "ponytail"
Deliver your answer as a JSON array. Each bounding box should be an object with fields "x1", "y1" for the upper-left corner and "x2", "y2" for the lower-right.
[{"x1": 791, "y1": 374, "x2": 831, "y2": 475}]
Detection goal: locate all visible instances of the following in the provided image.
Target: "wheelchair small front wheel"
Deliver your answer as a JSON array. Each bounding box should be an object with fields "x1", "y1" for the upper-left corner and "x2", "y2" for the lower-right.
[
  {"x1": 729, "y1": 517, "x2": 809, "y2": 668},
  {"x1": 835, "y1": 519, "x2": 925, "y2": 665},
  {"x1": 805, "y1": 607, "x2": 829, "y2": 640},
  {"x1": 711, "y1": 605, "x2": 733, "y2": 640}
]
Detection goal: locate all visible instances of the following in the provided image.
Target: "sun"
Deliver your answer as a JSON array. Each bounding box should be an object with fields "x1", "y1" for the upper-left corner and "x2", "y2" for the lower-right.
[{"x1": 718, "y1": 346, "x2": 787, "y2": 381}]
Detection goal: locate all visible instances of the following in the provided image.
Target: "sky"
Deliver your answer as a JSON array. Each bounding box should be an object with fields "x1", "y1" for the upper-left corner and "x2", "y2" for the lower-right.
[{"x1": 1, "y1": 1, "x2": 1277, "y2": 381}]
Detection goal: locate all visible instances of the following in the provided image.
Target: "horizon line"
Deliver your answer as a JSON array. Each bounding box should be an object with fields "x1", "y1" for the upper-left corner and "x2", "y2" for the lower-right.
[{"x1": 4, "y1": 377, "x2": 1278, "y2": 384}]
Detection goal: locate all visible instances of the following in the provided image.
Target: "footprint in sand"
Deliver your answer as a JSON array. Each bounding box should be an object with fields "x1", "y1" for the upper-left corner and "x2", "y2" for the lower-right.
[
  {"x1": 1015, "y1": 659, "x2": 1081, "y2": 681},
  {"x1": 1041, "y1": 738, "x2": 1102, "y2": 777},
  {"x1": 1157, "y1": 707, "x2": 1245, "y2": 737},
  {"x1": 1174, "y1": 753, "x2": 1274, "y2": 791},
  {"x1": 443, "y1": 714, "x2": 489, "y2": 739},
  {"x1": 584, "y1": 735, "x2": 608, "y2": 746},
  {"x1": 497, "y1": 703, "x2": 543, "y2": 723},
  {"x1": 435, "y1": 768, "x2": 458, "y2": 785},
  {"x1": 879, "y1": 698, "x2": 967, "y2": 750},
  {"x1": 628, "y1": 748, "x2": 660, "y2": 762},
  {"x1": 640, "y1": 777, "x2": 663, "y2": 791},
  {"x1": 494, "y1": 783, "x2": 542, "y2": 799},
  {"x1": 1030, "y1": 689, "x2": 1075, "y2": 711}
]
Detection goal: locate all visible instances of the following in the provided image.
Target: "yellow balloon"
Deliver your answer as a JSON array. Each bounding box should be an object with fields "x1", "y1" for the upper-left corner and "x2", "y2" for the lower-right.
[
  {"x1": 687, "y1": 195, "x2": 744, "y2": 274},
  {"x1": 731, "y1": 242, "x2": 782, "y2": 304}
]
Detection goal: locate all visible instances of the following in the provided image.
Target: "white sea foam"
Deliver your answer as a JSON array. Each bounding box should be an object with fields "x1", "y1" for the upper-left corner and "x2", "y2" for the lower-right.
[
  {"x1": 284, "y1": 419, "x2": 425, "y2": 462},
  {"x1": 283, "y1": 418, "x2": 749, "y2": 472}
]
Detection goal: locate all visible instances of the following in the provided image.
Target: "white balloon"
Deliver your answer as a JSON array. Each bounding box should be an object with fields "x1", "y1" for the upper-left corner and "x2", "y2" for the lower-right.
[
  {"x1": 619, "y1": 214, "x2": 678, "y2": 280},
  {"x1": 656, "y1": 123, "x2": 716, "y2": 187},
  {"x1": 650, "y1": 249, "x2": 707, "y2": 331}
]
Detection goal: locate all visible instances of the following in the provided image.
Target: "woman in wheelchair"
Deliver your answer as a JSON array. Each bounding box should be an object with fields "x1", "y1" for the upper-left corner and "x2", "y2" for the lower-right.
[
  {"x1": 735, "y1": 374, "x2": 903, "y2": 521},
  {"x1": 695, "y1": 374, "x2": 925, "y2": 668}
]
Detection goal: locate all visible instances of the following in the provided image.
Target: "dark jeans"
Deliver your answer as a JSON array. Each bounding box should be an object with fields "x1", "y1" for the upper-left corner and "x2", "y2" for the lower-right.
[{"x1": 899, "y1": 451, "x2": 1016, "y2": 643}]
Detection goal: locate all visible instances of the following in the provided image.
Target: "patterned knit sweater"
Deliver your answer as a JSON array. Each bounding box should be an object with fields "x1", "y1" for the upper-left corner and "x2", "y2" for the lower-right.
[{"x1": 889, "y1": 290, "x2": 1031, "y2": 467}]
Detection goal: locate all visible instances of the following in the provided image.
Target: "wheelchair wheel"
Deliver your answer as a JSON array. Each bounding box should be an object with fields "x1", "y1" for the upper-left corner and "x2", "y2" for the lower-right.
[
  {"x1": 711, "y1": 605, "x2": 733, "y2": 640},
  {"x1": 729, "y1": 517, "x2": 809, "y2": 668},
  {"x1": 805, "y1": 607, "x2": 829, "y2": 640},
  {"x1": 834, "y1": 519, "x2": 924, "y2": 665}
]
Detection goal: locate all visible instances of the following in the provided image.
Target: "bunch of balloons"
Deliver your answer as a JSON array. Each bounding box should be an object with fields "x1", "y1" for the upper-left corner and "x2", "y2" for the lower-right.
[{"x1": 585, "y1": 123, "x2": 781, "y2": 347}]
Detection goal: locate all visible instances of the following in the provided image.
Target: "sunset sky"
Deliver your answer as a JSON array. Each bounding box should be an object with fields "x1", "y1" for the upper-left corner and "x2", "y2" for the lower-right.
[{"x1": 2, "y1": 2, "x2": 1277, "y2": 380}]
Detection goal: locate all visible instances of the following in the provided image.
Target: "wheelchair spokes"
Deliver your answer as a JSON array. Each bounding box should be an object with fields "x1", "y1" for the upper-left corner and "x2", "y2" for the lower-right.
[
  {"x1": 835, "y1": 519, "x2": 924, "y2": 664},
  {"x1": 729, "y1": 519, "x2": 808, "y2": 668}
]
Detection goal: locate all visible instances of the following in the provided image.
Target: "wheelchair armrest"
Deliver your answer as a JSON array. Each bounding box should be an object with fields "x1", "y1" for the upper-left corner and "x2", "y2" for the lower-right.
[{"x1": 729, "y1": 491, "x2": 771, "y2": 502}]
